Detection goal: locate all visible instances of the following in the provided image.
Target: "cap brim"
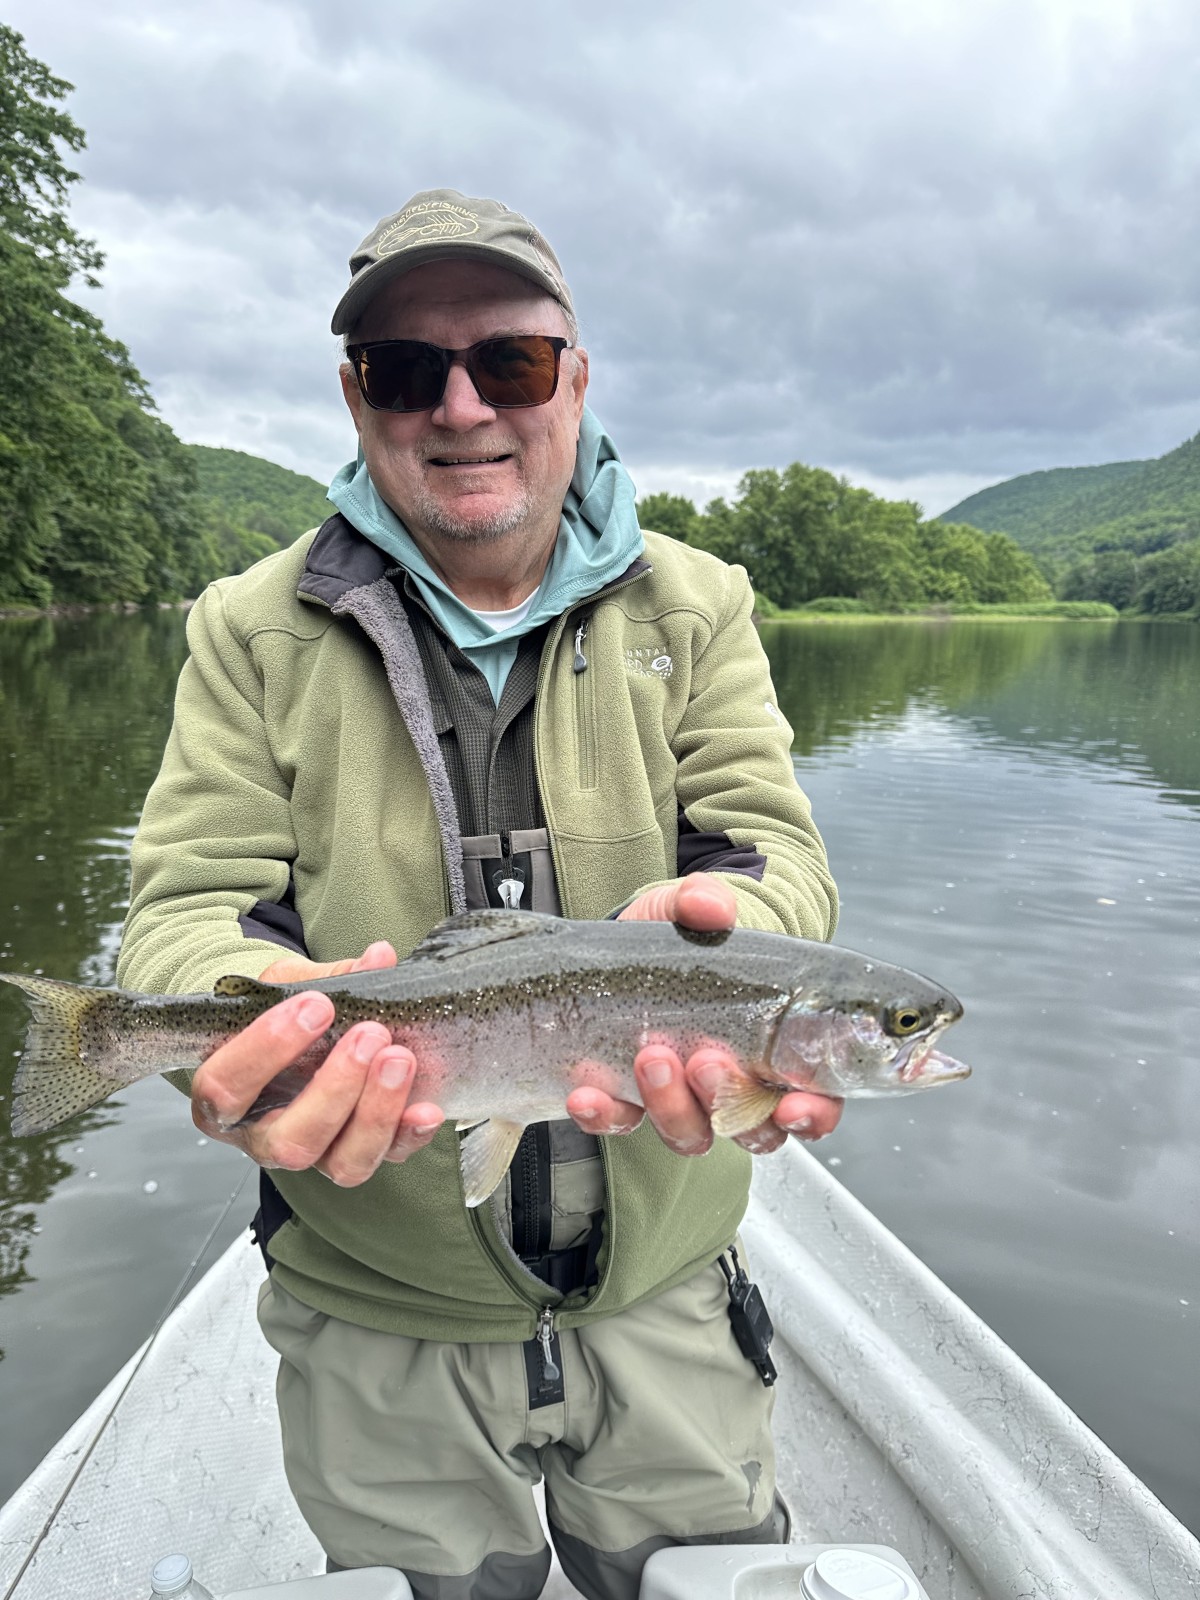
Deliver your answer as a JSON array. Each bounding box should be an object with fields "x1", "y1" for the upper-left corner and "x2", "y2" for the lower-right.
[{"x1": 331, "y1": 244, "x2": 570, "y2": 336}]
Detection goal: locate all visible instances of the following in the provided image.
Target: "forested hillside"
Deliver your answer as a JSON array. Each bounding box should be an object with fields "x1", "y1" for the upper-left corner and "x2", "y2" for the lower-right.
[
  {"x1": 941, "y1": 461, "x2": 1147, "y2": 545},
  {"x1": 637, "y1": 466, "x2": 1051, "y2": 611},
  {"x1": 0, "y1": 28, "x2": 330, "y2": 609},
  {"x1": 186, "y1": 445, "x2": 329, "y2": 571},
  {"x1": 941, "y1": 430, "x2": 1200, "y2": 614}
]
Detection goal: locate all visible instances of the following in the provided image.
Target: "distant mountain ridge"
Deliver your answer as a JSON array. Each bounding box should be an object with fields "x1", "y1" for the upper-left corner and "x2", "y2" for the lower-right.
[
  {"x1": 940, "y1": 460, "x2": 1147, "y2": 544},
  {"x1": 940, "y1": 431, "x2": 1200, "y2": 558},
  {"x1": 185, "y1": 445, "x2": 331, "y2": 552}
]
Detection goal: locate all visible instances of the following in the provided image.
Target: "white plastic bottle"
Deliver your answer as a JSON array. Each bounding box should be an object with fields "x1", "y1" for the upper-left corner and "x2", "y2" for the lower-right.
[{"x1": 149, "y1": 1553, "x2": 215, "y2": 1598}]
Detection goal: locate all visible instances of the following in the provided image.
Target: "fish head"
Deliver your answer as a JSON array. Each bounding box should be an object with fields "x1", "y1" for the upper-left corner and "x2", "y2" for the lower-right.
[{"x1": 765, "y1": 963, "x2": 969, "y2": 1097}]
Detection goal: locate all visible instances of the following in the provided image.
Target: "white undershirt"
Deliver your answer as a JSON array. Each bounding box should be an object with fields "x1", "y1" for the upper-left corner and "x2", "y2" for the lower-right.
[{"x1": 472, "y1": 593, "x2": 539, "y2": 633}]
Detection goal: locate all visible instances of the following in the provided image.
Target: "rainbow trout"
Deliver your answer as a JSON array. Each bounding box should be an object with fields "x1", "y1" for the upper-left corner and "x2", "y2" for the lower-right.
[{"x1": 1, "y1": 910, "x2": 969, "y2": 1204}]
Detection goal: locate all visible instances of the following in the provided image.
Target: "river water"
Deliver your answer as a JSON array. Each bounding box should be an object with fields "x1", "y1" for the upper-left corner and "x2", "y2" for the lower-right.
[{"x1": 0, "y1": 611, "x2": 1197, "y2": 1533}]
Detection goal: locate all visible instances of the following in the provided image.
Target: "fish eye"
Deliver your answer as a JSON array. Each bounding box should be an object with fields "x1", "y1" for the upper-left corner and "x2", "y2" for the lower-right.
[{"x1": 886, "y1": 1004, "x2": 925, "y2": 1037}]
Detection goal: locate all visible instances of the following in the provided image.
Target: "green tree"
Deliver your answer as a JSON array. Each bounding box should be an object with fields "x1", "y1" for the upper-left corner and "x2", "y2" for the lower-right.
[
  {"x1": 1061, "y1": 548, "x2": 1138, "y2": 609},
  {"x1": 0, "y1": 27, "x2": 214, "y2": 605},
  {"x1": 1134, "y1": 542, "x2": 1200, "y2": 615},
  {"x1": 693, "y1": 464, "x2": 849, "y2": 607},
  {"x1": 679, "y1": 462, "x2": 1051, "y2": 609},
  {"x1": 634, "y1": 491, "x2": 701, "y2": 544}
]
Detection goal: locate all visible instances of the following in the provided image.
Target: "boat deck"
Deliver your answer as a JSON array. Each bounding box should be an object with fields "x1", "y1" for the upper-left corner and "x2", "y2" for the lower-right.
[{"x1": 1, "y1": 1144, "x2": 1196, "y2": 1599}]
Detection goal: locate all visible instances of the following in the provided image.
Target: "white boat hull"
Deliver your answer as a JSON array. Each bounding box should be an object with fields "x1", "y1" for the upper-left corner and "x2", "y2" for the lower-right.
[{"x1": 1, "y1": 1144, "x2": 1196, "y2": 1599}]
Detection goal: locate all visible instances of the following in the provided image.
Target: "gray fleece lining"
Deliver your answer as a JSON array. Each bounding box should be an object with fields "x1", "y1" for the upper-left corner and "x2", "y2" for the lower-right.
[{"x1": 332, "y1": 577, "x2": 467, "y2": 916}]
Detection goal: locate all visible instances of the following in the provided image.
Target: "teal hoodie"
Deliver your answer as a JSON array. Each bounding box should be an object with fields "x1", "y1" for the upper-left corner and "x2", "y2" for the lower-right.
[{"x1": 327, "y1": 407, "x2": 644, "y2": 702}]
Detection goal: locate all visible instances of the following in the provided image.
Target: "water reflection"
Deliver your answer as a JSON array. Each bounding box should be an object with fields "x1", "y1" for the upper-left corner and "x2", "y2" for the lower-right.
[
  {"x1": 763, "y1": 618, "x2": 1200, "y2": 806},
  {"x1": 760, "y1": 619, "x2": 1200, "y2": 1530},
  {"x1": 0, "y1": 611, "x2": 189, "y2": 1318}
]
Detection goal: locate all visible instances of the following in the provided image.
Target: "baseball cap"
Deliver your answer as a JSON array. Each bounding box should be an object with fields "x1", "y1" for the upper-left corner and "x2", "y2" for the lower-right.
[{"x1": 331, "y1": 188, "x2": 575, "y2": 336}]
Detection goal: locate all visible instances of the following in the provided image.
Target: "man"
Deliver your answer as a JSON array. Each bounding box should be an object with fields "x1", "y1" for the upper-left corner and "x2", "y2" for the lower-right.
[{"x1": 118, "y1": 190, "x2": 840, "y2": 1600}]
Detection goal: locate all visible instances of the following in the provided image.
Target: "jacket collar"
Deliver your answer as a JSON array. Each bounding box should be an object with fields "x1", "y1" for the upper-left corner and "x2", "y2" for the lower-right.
[
  {"x1": 297, "y1": 512, "x2": 651, "y2": 610},
  {"x1": 297, "y1": 513, "x2": 390, "y2": 608}
]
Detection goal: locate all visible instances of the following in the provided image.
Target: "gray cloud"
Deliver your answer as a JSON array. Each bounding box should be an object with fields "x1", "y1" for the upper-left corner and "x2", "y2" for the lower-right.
[{"x1": 9, "y1": 0, "x2": 1200, "y2": 513}]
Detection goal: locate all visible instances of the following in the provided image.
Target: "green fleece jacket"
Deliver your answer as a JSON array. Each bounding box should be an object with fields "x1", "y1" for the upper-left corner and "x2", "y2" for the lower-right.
[{"x1": 117, "y1": 525, "x2": 837, "y2": 1341}]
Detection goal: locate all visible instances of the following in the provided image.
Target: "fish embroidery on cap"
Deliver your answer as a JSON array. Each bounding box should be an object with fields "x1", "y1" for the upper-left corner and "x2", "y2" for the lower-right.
[{"x1": 375, "y1": 201, "x2": 480, "y2": 255}]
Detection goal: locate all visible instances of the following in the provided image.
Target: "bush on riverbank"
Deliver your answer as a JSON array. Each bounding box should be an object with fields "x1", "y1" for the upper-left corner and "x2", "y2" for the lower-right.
[{"x1": 638, "y1": 467, "x2": 1051, "y2": 612}]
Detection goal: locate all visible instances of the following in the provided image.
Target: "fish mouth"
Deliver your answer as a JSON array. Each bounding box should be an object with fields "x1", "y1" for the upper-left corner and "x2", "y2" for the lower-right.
[{"x1": 894, "y1": 1032, "x2": 971, "y2": 1087}]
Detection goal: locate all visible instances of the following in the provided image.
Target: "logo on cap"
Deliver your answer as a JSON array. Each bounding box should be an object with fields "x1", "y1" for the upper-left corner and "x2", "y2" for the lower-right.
[{"x1": 375, "y1": 201, "x2": 480, "y2": 257}]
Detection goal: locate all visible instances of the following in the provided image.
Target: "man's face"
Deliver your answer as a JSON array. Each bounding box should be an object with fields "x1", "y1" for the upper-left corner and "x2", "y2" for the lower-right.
[{"x1": 340, "y1": 259, "x2": 588, "y2": 553}]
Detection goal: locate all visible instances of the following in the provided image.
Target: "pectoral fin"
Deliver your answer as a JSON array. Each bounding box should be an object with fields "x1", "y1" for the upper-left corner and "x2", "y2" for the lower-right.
[
  {"x1": 458, "y1": 1117, "x2": 525, "y2": 1207},
  {"x1": 709, "y1": 1075, "x2": 785, "y2": 1138}
]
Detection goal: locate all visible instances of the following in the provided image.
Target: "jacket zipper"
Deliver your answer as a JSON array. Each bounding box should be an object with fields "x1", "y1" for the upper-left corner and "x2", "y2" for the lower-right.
[
  {"x1": 536, "y1": 1306, "x2": 560, "y2": 1380},
  {"x1": 494, "y1": 831, "x2": 525, "y2": 909},
  {"x1": 467, "y1": 562, "x2": 649, "y2": 1307},
  {"x1": 573, "y1": 614, "x2": 597, "y2": 791}
]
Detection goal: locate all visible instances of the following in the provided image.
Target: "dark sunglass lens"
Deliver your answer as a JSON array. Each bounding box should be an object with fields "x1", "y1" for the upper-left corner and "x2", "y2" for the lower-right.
[
  {"x1": 471, "y1": 337, "x2": 560, "y2": 407},
  {"x1": 358, "y1": 342, "x2": 447, "y2": 411}
]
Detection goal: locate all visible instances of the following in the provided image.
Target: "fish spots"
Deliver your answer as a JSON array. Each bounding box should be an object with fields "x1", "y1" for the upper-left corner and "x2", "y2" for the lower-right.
[{"x1": 569, "y1": 1059, "x2": 622, "y2": 1098}]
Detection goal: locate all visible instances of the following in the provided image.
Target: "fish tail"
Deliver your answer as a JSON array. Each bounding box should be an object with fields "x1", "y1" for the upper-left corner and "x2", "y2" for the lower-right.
[{"x1": 0, "y1": 973, "x2": 126, "y2": 1136}]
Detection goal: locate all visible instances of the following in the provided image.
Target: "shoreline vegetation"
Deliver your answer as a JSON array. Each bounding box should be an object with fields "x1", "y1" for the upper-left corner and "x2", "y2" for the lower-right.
[
  {"x1": 754, "y1": 598, "x2": 1122, "y2": 622},
  {"x1": 10, "y1": 597, "x2": 1198, "y2": 627},
  {"x1": 5, "y1": 26, "x2": 1197, "y2": 623}
]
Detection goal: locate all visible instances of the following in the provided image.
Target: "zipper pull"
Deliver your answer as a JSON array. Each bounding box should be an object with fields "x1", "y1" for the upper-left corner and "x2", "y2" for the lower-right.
[
  {"x1": 573, "y1": 617, "x2": 589, "y2": 674},
  {"x1": 537, "y1": 1306, "x2": 560, "y2": 1381},
  {"x1": 493, "y1": 832, "x2": 525, "y2": 910}
]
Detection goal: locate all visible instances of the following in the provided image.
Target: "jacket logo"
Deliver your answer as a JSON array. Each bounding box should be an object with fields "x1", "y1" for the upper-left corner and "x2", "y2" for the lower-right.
[{"x1": 624, "y1": 647, "x2": 674, "y2": 680}]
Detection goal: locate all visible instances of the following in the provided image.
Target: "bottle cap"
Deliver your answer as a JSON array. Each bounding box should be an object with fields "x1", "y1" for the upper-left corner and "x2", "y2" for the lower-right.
[
  {"x1": 801, "y1": 1548, "x2": 919, "y2": 1600},
  {"x1": 151, "y1": 1553, "x2": 193, "y2": 1594}
]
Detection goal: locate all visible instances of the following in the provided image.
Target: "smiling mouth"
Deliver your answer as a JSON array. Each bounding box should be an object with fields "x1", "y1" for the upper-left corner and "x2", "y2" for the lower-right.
[{"x1": 428, "y1": 453, "x2": 513, "y2": 467}]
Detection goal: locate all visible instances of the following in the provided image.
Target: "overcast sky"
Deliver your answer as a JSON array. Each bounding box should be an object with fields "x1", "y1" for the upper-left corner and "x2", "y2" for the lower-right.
[{"x1": 10, "y1": 0, "x2": 1200, "y2": 515}]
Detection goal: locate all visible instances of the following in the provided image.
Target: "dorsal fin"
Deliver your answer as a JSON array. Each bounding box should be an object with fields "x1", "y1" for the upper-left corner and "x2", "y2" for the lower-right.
[
  {"x1": 407, "y1": 910, "x2": 560, "y2": 962},
  {"x1": 214, "y1": 973, "x2": 278, "y2": 997}
]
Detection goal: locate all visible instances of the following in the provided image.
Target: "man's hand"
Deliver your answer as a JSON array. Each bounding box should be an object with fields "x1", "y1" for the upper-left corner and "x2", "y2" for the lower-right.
[
  {"x1": 564, "y1": 877, "x2": 844, "y2": 1155},
  {"x1": 191, "y1": 941, "x2": 445, "y2": 1185}
]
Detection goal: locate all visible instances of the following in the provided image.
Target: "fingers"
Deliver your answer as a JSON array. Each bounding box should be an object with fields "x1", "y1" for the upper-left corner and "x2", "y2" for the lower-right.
[
  {"x1": 566, "y1": 1086, "x2": 644, "y2": 1136},
  {"x1": 193, "y1": 991, "x2": 336, "y2": 1130},
  {"x1": 566, "y1": 1040, "x2": 844, "y2": 1160},
  {"x1": 259, "y1": 940, "x2": 398, "y2": 984},
  {"x1": 310, "y1": 1044, "x2": 417, "y2": 1185},
  {"x1": 616, "y1": 874, "x2": 738, "y2": 931},
  {"x1": 349, "y1": 940, "x2": 399, "y2": 973},
  {"x1": 383, "y1": 1102, "x2": 446, "y2": 1164},
  {"x1": 772, "y1": 1089, "x2": 844, "y2": 1141},
  {"x1": 193, "y1": 989, "x2": 445, "y2": 1184},
  {"x1": 634, "y1": 1046, "x2": 713, "y2": 1155},
  {"x1": 248, "y1": 1021, "x2": 395, "y2": 1176}
]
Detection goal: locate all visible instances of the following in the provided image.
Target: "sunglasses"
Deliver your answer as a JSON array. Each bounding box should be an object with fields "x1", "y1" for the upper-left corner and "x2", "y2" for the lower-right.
[{"x1": 346, "y1": 334, "x2": 570, "y2": 413}]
